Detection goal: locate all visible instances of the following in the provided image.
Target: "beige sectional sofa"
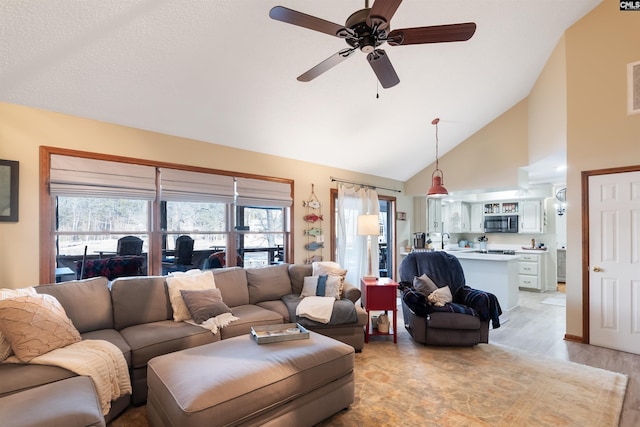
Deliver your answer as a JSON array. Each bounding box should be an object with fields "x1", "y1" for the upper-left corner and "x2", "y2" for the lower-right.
[{"x1": 0, "y1": 263, "x2": 367, "y2": 426}]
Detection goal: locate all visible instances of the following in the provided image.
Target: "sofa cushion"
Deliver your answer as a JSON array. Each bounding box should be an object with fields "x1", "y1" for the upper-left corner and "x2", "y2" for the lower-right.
[
  {"x1": 36, "y1": 277, "x2": 113, "y2": 333},
  {"x1": 111, "y1": 276, "x2": 171, "y2": 330},
  {"x1": 288, "y1": 264, "x2": 312, "y2": 295},
  {"x1": 246, "y1": 263, "x2": 292, "y2": 304},
  {"x1": 119, "y1": 320, "x2": 218, "y2": 369},
  {"x1": 211, "y1": 267, "x2": 250, "y2": 307},
  {"x1": 0, "y1": 287, "x2": 37, "y2": 362},
  {"x1": 0, "y1": 363, "x2": 76, "y2": 397},
  {"x1": 166, "y1": 270, "x2": 217, "y2": 322},
  {"x1": 0, "y1": 375, "x2": 106, "y2": 427},
  {"x1": 180, "y1": 289, "x2": 231, "y2": 324},
  {"x1": 81, "y1": 329, "x2": 132, "y2": 367},
  {"x1": 218, "y1": 305, "x2": 283, "y2": 340},
  {"x1": 0, "y1": 294, "x2": 81, "y2": 362}
]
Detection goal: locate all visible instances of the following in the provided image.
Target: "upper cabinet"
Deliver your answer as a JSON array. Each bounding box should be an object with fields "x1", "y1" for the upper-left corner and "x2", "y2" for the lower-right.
[
  {"x1": 443, "y1": 201, "x2": 470, "y2": 233},
  {"x1": 519, "y1": 200, "x2": 543, "y2": 234},
  {"x1": 427, "y1": 198, "x2": 442, "y2": 233},
  {"x1": 469, "y1": 203, "x2": 484, "y2": 233}
]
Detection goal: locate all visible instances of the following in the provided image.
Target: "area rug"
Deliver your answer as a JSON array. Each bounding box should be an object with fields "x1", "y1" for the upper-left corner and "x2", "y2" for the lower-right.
[
  {"x1": 108, "y1": 333, "x2": 627, "y2": 427},
  {"x1": 541, "y1": 294, "x2": 567, "y2": 307}
]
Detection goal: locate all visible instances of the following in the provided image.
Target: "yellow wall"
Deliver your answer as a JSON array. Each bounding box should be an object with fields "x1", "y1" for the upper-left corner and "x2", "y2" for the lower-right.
[
  {"x1": 0, "y1": 102, "x2": 412, "y2": 288},
  {"x1": 564, "y1": 1, "x2": 640, "y2": 337}
]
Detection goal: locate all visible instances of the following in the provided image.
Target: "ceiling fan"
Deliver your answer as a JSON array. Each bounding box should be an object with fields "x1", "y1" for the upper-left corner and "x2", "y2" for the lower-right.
[{"x1": 269, "y1": 0, "x2": 476, "y2": 88}]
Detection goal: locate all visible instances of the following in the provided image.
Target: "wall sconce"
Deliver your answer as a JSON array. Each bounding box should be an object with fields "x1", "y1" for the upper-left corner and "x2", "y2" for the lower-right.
[{"x1": 555, "y1": 188, "x2": 567, "y2": 216}]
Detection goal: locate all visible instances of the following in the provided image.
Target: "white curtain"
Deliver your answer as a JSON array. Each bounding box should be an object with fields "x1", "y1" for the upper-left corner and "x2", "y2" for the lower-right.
[{"x1": 336, "y1": 184, "x2": 380, "y2": 289}]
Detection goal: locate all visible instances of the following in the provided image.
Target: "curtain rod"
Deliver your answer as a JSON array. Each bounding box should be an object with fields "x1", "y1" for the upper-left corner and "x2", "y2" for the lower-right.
[{"x1": 330, "y1": 177, "x2": 402, "y2": 193}]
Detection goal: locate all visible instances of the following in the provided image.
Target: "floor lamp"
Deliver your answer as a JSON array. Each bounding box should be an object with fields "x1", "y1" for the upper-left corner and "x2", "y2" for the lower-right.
[{"x1": 357, "y1": 214, "x2": 379, "y2": 280}]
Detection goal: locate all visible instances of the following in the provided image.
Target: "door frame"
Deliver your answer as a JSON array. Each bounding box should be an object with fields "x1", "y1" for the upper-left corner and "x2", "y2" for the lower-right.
[{"x1": 581, "y1": 164, "x2": 640, "y2": 343}]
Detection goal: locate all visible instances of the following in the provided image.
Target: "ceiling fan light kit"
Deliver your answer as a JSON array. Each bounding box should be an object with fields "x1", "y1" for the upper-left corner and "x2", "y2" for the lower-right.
[
  {"x1": 427, "y1": 117, "x2": 449, "y2": 198},
  {"x1": 269, "y1": 0, "x2": 476, "y2": 89}
]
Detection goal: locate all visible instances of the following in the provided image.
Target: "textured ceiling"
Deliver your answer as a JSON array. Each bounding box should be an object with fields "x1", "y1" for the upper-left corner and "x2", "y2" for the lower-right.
[{"x1": 0, "y1": 0, "x2": 601, "y2": 182}]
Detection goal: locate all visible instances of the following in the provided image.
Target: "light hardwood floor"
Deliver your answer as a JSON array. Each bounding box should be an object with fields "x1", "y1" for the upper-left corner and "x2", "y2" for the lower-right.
[{"x1": 489, "y1": 290, "x2": 639, "y2": 427}]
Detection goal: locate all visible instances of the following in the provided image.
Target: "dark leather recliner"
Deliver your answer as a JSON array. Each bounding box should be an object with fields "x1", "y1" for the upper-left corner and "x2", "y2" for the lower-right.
[{"x1": 399, "y1": 251, "x2": 502, "y2": 346}]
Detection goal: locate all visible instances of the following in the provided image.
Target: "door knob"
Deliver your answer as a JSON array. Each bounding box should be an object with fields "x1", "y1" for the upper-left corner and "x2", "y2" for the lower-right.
[{"x1": 593, "y1": 266, "x2": 603, "y2": 272}]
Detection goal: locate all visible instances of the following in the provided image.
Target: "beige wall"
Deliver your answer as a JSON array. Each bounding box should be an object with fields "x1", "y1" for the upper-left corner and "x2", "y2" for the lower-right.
[
  {"x1": 405, "y1": 99, "x2": 529, "y2": 196},
  {"x1": 564, "y1": 2, "x2": 640, "y2": 337},
  {"x1": 528, "y1": 36, "x2": 567, "y2": 165},
  {"x1": 0, "y1": 102, "x2": 411, "y2": 288}
]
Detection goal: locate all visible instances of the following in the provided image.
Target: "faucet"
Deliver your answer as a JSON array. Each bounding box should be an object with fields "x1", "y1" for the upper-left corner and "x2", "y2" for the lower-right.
[{"x1": 441, "y1": 233, "x2": 450, "y2": 250}]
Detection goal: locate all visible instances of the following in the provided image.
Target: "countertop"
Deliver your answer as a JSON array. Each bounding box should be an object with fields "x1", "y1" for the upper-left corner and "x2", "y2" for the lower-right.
[{"x1": 442, "y1": 245, "x2": 549, "y2": 261}]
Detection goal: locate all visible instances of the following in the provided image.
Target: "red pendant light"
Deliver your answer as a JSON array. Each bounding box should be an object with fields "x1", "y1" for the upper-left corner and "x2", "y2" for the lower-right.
[{"x1": 427, "y1": 117, "x2": 449, "y2": 198}]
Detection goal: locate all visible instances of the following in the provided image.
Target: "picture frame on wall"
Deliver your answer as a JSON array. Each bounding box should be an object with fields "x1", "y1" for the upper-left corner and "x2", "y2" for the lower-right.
[
  {"x1": 0, "y1": 159, "x2": 19, "y2": 222},
  {"x1": 628, "y1": 60, "x2": 640, "y2": 115}
]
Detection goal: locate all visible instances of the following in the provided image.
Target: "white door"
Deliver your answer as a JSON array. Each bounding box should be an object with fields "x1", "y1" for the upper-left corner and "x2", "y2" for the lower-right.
[{"x1": 589, "y1": 171, "x2": 640, "y2": 354}]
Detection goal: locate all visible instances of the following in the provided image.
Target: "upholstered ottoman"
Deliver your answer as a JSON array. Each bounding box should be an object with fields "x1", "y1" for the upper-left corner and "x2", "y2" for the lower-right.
[{"x1": 147, "y1": 331, "x2": 355, "y2": 427}]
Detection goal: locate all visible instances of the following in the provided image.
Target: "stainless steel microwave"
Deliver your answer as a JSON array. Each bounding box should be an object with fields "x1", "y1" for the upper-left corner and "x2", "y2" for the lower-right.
[{"x1": 484, "y1": 215, "x2": 518, "y2": 233}]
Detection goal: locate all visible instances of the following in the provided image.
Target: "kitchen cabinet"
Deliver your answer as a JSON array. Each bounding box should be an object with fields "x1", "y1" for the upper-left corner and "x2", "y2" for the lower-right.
[
  {"x1": 427, "y1": 199, "x2": 442, "y2": 233},
  {"x1": 444, "y1": 201, "x2": 470, "y2": 233},
  {"x1": 518, "y1": 253, "x2": 546, "y2": 291},
  {"x1": 519, "y1": 200, "x2": 543, "y2": 234},
  {"x1": 469, "y1": 203, "x2": 484, "y2": 233}
]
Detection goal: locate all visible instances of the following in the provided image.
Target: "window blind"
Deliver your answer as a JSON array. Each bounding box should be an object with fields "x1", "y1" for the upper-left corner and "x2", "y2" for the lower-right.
[
  {"x1": 236, "y1": 177, "x2": 293, "y2": 207},
  {"x1": 160, "y1": 168, "x2": 234, "y2": 203},
  {"x1": 49, "y1": 155, "x2": 156, "y2": 200}
]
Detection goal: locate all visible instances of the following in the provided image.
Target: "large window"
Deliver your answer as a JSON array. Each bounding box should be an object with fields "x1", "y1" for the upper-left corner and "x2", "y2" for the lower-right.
[
  {"x1": 237, "y1": 206, "x2": 287, "y2": 268},
  {"x1": 56, "y1": 196, "x2": 150, "y2": 256},
  {"x1": 41, "y1": 148, "x2": 293, "y2": 282}
]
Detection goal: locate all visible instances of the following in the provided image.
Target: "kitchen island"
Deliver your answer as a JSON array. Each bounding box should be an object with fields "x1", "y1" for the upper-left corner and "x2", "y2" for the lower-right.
[{"x1": 444, "y1": 248, "x2": 519, "y2": 311}]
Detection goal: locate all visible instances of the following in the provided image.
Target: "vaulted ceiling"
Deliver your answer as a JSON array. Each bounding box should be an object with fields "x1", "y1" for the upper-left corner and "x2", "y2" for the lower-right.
[{"x1": 0, "y1": 0, "x2": 601, "y2": 182}]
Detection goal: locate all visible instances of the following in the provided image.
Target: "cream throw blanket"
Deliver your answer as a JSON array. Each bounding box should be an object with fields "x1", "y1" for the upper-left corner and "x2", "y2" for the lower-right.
[
  {"x1": 296, "y1": 296, "x2": 335, "y2": 324},
  {"x1": 15, "y1": 339, "x2": 131, "y2": 415}
]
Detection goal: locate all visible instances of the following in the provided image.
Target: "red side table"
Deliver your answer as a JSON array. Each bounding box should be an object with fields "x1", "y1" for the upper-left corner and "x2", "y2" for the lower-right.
[{"x1": 361, "y1": 277, "x2": 398, "y2": 343}]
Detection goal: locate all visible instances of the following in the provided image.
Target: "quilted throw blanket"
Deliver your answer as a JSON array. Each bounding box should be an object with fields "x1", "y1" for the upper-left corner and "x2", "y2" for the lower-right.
[
  {"x1": 281, "y1": 294, "x2": 358, "y2": 326},
  {"x1": 21, "y1": 339, "x2": 131, "y2": 415}
]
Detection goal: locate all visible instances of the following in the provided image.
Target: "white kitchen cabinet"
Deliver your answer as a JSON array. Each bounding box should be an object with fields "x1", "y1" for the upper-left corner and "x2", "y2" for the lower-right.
[
  {"x1": 519, "y1": 200, "x2": 543, "y2": 234},
  {"x1": 427, "y1": 198, "x2": 442, "y2": 233},
  {"x1": 469, "y1": 203, "x2": 484, "y2": 233},
  {"x1": 518, "y1": 253, "x2": 545, "y2": 291},
  {"x1": 443, "y1": 201, "x2": 470, "y2": 233}
]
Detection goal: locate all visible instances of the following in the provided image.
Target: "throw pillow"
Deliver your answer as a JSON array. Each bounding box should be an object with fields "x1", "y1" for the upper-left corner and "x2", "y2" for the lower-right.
[
  {"x1": 0, "y1": 287, "x2": 37, "y2": 361},
  {"x1": 180, "y1": 289, "x2": 231, "y2": 324},
  {"x1": 301, "y1": 275, "x2": 341, "y2": 299},
  {"x1": 166, "y1": 270, "x2": 217, "y2": 322},
  {"x1": 0, "y1": 294, "x2": 81, "y2": 362},
  {"x1": 413, "y1": 274, "x2": 438, "y2": 297},
  {"x1": 427, "y1": 285, "x2": 453, "y2": 307},
  {"x1": 312, "y1": 261, "x2": 347, "y2": 298}
]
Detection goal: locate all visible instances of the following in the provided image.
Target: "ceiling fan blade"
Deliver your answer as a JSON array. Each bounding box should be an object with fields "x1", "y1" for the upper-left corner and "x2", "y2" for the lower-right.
[
  {"x1": 297, "y1": 48, "x2": 357, "y2": 82},
  {"x1": 367, "y1": 0, "x2": 403, "y2": 30},
  {"x1": 269, "y1": 6, "x2": 347, "y2": 38},
  {"x1": 388, "y1": 22, "x2": 476, "y2": 46},
  {"x1": 367, "y1": 49, "x2": 400, "y2": 89}
]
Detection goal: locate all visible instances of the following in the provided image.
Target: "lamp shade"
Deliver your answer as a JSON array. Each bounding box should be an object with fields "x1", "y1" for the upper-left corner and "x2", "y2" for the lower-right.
[
  {"x1": 427, "y1": 169, "x2": 448, "y2": 197},
  {"x1": 357, "y1": 214, "x2": 379, "y2": 236}
]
